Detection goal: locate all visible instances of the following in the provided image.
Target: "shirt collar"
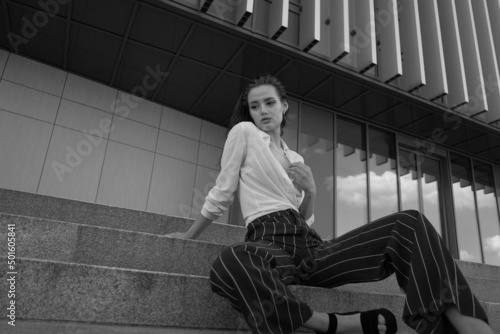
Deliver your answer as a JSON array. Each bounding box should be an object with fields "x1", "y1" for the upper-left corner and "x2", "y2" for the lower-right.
[{"x1": 258, "y1": 128, "x2": 291, "y2": 154}]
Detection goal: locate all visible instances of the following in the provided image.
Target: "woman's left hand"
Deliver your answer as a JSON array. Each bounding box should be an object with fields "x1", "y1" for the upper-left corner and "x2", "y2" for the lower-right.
[{"x1": 289, "y1": 162, "x2": 316, "y2": 195}]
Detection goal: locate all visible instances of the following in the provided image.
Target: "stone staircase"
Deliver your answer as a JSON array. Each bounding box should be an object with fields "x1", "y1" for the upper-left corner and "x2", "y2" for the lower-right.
[{"x1": 0, "y1": 188, "x2": 499, "y2": 333}]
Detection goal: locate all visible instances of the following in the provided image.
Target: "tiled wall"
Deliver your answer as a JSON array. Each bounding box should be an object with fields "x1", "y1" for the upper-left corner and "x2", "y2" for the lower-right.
[{"x1": 0, "y1": 50, "x2": 230, "y2": 224}]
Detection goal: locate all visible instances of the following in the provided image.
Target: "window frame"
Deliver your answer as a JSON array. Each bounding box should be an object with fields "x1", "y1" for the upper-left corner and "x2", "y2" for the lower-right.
[{"x1": 396, "y1": 134, "x2": 457, "y2": 257}]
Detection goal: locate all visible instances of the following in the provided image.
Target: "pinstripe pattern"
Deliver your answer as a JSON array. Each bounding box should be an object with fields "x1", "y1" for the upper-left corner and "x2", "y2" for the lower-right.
[{"x1": 210, "y1": 209, "x2": 488, "y2": 334}]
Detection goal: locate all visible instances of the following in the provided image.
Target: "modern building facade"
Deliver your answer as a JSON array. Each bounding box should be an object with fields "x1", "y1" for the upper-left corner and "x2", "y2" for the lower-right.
[{"x1": 1, "y1": 0, "x2": 500, "y2": 268}]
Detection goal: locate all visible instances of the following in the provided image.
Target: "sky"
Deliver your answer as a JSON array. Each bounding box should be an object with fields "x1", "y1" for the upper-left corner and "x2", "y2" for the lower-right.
[{"x1": 333, "y1": 169, "x2": 500, "y2": 266}]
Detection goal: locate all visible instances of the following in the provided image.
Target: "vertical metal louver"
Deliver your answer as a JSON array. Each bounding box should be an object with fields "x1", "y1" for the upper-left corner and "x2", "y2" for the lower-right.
[
  {"x1": 437, "y1": 0, "x2": 468, "y2": 110},
  {"x1": 194, "y1": 0, "x2": 500, "y2": 126}
]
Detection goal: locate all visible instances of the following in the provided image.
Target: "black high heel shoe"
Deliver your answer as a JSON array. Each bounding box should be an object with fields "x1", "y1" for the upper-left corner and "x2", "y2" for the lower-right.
[{"x1": 316, "y1": 308, "x2": 397, "y2": 334}]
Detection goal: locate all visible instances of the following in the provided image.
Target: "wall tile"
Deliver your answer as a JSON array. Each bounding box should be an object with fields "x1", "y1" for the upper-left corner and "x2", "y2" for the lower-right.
[
  {"x1": 38, "y1": 125, "x2": 107, "y2": 203},
  {"x1": 109, "y1": 117, "x2": 158, "y2": 151},
  {"x1": 147, "y1": 154, "x2": 196, "y2": 217},
  {"x1": 62, "y1": 74, "x2": 117, "y2": 112},
  {"x1": 0, "y1": 49, "x2": 8, "y2": 78},
  {"x1": 200, "y1": 120, "x2": 226, "y2": 148},
  {"x1": 0, "y1": 110, "x2": 53, "y2": 193},
  {"x1": 197, "y1": 143, "x2": 222, "y2": 170},
  {"x1": 160, "y1": 106, "x2": 201, "y2": 140},
  {"x1": 3, "y1": 54, "x2": 67, "y2": 96},
  {"x1": 191, "y1": 165, "x2": 229, "y2": 224},
  {"x1": 96, "y1": 141, "x2": 154, "y2": 211},
  {"x1": 114, "y1": 91, "x2": 162, "y2": 127},
  {"x1": 56, "y1": 99, "x2": 113, "y2": 138},
  {"x1": 156, "y1": 130, "x2": 199, "y2": 163},
  {"x1": 0, "y1": 80, "x2": 60, "y2": 123}
]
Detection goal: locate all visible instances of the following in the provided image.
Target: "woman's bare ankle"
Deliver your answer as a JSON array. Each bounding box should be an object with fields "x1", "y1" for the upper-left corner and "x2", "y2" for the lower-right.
[
  {"x1": 303, "y1": 311, "x2": 329, "y2": 333},
  {"x1": 303, "y1": 310, "x2": 389, "y2": 334},
  {"x1": 303, "y1": 311, "x2": 361, "y2": 333},
  {"x1": 335, "y1": 313, "x2": 362, "y2": 333},
  {"x1": 445, "y1": 304, "x2": 493, "y2": 334}
]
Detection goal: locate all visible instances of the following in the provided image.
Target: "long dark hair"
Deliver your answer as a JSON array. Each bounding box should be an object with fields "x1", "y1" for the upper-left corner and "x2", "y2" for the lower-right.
[{"x1": 227, "y1": 74, "x2": 289, "y2": 136}]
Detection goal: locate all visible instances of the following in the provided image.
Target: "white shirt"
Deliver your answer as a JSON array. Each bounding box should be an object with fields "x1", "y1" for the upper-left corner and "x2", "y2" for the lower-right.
[{"x1": 201, "y1": 122, "x2": 314, "y2": 226}]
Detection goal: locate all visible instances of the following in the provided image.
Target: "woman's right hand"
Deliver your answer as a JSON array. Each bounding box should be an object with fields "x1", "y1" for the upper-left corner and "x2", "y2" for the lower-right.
[{"x1": 165, "y1": 215, "x2": 213, "y2": 240}]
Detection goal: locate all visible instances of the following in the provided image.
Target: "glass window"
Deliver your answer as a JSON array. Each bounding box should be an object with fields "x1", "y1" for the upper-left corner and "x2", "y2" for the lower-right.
[
  {"x1": 496, "y1": 166, "x2": 500, "y2": 214},
  {"x1": 493, "y1": 165, "x2": 500, "y2": 264},
  {"x1": 473, "y1": 161, "x2": 500, "y2": 266},
  {"x1": 336, "y1": 117, "x2": 367, "y2": 236},
  {"x1": 420, "y1": 157, "x2": 443, "y2": 235},
  {"x1": 368, "y1": 127, "x2": 398, "y2": 221},
  {"x1": 450, "y1": 154, "x2": 483, "y2": 263},
  {"x1": 282, "y1": 98, "x2": 299, "y2": 151},
  {"x1": 399, "y1": 149, "x2": 420, "y2": 211},
  {"x1": 299, "y1": 104, "x2": 334, "y2": 239},
  {"x1": 398, "y1": 149, "x2": 443, "y2": 235}
]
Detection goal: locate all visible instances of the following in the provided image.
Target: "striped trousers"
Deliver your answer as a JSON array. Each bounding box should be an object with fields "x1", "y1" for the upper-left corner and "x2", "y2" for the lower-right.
[{"x1": 209, "y1": 209, "x2": 488, "y2": 334}]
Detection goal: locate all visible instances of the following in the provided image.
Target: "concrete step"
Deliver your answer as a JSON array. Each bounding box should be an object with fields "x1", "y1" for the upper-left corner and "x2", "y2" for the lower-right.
[
  {"x1": 1, "y1": 320, "x2": 247, "y2": 334},
  {"x1": 2, "y1": 188, "x2": 500, "y2": 277},
  {"x1": 0, "y1": 188, "x2": 246, "y2": 245},
  {"x1": 0, "y1": 212, "x2": 221, "y2": 278},
  {"x1": 2, "y1": 187, "x2": 500, "y2": 333},
  {"x1": 2, "y1": 212, "x2": 500, "y2": 307},
  {"x1": 4, "y1": 258, "x2": 499, "y2": 333},
  {"x1": 2, "y1": 188, "x2": 499, "y2": 280}
]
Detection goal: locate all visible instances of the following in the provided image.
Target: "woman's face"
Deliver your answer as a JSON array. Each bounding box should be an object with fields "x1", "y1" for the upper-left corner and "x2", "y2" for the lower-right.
[{"x1": 247, "y1": 84, "x2": 288, "y2": 134}]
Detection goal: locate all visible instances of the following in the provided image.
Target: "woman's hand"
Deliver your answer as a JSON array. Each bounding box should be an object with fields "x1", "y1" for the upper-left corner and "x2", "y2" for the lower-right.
[
  {"x1": 289, "y1": 162, "x2": 316, "y2": 195},
  {"x1": 165, "y1": 215, "x2": 213, "y2": 240}
]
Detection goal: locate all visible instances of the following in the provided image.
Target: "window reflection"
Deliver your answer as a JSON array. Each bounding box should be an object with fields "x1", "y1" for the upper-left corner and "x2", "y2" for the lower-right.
[
  {"x1": 421, "y1": 157, "x2": 443, "y2": 235},
  {"x1": 474, "y1": 161, "x2": 500, "y2": 266},
  {"x1": 299, "y1": 104, "x2": 334, "y2": 239},
  {"x1": 282, "y1": 99, "x2": 299, "y2": 151},
  {"x1": 336, "y1": 117, "x2": 367, "y2": 236},
  {"x1": 493, "y1": 166, "x2": 500, "y2": 265},
  {"x1": 399, "y1": 150, "x2": 419, "y2": 212},
  {"x1": 450, "y1": 154, "x2": 482, "y2": 263},
  {"x1": 369, "y1": 128, "x2": 398, "y2": 221},
  {"x1": 398, "y1": 150, "x2": 443, "y2": 235}
]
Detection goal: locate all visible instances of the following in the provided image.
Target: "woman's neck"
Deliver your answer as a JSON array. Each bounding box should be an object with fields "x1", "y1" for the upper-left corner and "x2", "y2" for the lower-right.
[{"x1": 267, "y1": 131, "x2": 282, "y2": 149}]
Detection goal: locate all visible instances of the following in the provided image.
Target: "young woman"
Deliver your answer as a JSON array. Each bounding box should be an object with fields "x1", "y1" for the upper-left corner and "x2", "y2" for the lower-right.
[{"x1": 168, "y1": 75, "x2": 492, "y2": 334}]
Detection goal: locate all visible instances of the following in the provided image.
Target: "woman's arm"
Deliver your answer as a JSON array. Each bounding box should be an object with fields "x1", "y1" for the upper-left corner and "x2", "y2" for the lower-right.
[
  {"x1": 299, "y1": 190, "x2": 316, "y2": 222},
  {"x1": 167, "y1": 123, "x2": 249, "y2": 240},
  {"x1": 289, "y1": 161, "x2": 316, "y2": 221}
]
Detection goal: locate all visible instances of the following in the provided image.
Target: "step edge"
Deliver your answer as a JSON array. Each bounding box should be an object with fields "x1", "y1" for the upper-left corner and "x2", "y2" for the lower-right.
[
  {"x1": 4, "y1": 215, "x2": 500, "y2": 282},
  {"x1": 0, "y1": 188, "x2": 246, "y2": 232},
  {"x1": 13, "y1": 257, "x2": 500, "y2": 296},
  {"x1": 0, "y1": 212, "x2": 228, "y2": 246}
]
